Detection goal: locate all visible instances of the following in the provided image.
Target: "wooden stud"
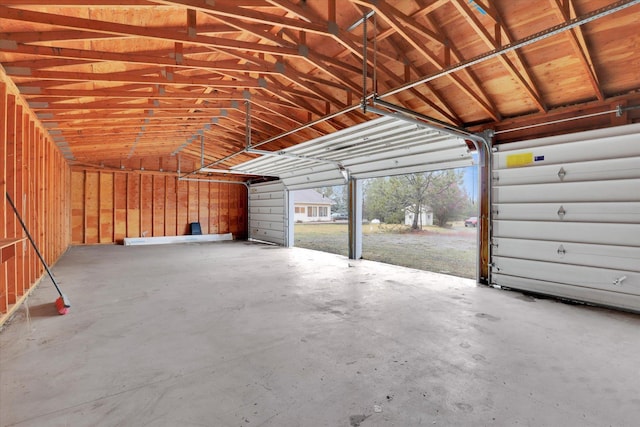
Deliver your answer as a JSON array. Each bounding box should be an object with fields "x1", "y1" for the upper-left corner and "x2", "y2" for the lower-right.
[{"x1": 0, "y1": 83, "x2": 6, "y2": 313}]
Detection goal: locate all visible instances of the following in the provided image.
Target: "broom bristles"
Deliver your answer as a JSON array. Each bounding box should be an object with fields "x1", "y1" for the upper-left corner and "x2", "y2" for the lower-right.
[{"x1": 55, "y1": 297, "x2": 69, "y2": 315}]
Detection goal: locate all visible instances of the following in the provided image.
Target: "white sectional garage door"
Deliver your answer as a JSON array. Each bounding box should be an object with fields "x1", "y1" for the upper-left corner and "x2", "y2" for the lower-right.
[
  {"x1": 491, "y1": 123, "x2": 640, "y2": 312},
  {"x1": 232, "y1": 116, "x2": 474, "y2": 191},
  {"x1": 248, "y1": 180, "x2": 288, "y2": 246}
]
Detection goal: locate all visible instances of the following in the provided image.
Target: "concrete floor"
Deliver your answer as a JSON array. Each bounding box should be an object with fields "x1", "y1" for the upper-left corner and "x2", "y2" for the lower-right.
[{"x1": 1, "y1": 242, "x2": 639, "y2": 427}]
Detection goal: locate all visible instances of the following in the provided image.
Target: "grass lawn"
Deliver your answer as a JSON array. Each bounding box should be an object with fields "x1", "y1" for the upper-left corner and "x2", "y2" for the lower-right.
[{"x1": 293, "y1": 222, "x2": 477, "y2": 279}]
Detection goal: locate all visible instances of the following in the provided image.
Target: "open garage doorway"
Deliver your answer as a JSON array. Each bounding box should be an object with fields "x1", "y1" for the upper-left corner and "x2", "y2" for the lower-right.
[
  {"x1": 290, "y1": 164, "x2": 479, "y2": 280},
  {"x1": 361, "y1": 166, "x2": 478, "y2": 279},
  {"x1": 292, "y1": 185, "x2": 349, "y2": 256}
]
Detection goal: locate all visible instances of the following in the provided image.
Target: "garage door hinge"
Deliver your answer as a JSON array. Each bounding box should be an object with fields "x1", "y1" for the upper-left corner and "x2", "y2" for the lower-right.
[
  {"x1": 492, "y1": 173, "x2": 499, "y2": 182},
  {"x1": 490, "y1": 262, "x2": 500, "y2": 272},
  {"x1": 557, "y1": 206, "x2": 566, "y2": 220},
  {"x1": 557, "y1": 167, "x2": 566, "y2": 181},
  {"x1": 557, "y1": 244, "x2": 566, "y2": 256}
]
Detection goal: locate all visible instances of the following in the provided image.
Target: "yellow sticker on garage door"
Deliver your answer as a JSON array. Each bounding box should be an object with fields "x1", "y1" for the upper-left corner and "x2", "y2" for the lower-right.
[{"x1": 506, "y1": 152, "x2": 534, "y2": 168}]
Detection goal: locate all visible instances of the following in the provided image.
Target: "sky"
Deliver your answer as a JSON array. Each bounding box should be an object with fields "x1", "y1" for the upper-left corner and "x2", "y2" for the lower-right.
[{"x1": 460, "y1": 150, "x2": 480, "y2": 203}]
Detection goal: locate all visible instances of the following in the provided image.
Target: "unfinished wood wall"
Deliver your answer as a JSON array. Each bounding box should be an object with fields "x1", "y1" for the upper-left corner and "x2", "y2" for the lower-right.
[
  {"x1": 1, "y1": 79, "x2": 71, "y2": 325},
  {"x1": 70, "y1": 169, "x2": 248, "y2": 244}
]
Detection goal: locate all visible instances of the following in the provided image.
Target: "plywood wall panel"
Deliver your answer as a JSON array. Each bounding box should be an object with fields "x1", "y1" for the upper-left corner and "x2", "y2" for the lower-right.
[
  {"x1": 177, "y1": 179, "x2": 189, "y2": 235},
  {"x1": 199, "y1": 182, "x2": 209, "y2": 234},
  {"x1": 219, "y1": 184, "x2": 229, "y2": 233},
  {"x1": 153, "y1": 176, "x2": 165, "y2": 237},
  {"x1": 99, "y1": 173, "x2": 114, "y2": 243},
  {"x1": 165, "y1": 176, "x2": 177, "y2": 236},
  {"x1": 71, "y1": 171, "x2": 85, "y2": 243},
  {"x1": 140, "y1": 174, "x2": 153, "y2": 238},
  {"x1": 209, "y1": 182, "x2": 219, "y2": 234},
  {"x1": 127, "y1": 174, "x2": 141, "y2": 238},
  {"x1": 84, "y1": 172, "x2": 99, "y2": 244},
  {"x1": 188, "y1": 181, "x2": 198, "y2": 226},
  {"x1": 113, "y1": 173, "x2": 127, "y2": 242},
  {"x1": 69, "y1": 170, "x2": 247, "y2": 244},
  {"x1": 141, "y1": 157, "x2": 160, "y2": 172}
]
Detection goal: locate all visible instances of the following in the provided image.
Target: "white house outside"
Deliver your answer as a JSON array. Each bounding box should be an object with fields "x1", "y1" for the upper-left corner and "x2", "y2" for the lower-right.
[
  {"x1": 404, "y1": 205, "x2": 434, "y2": 227},
  {"x1": 292, "y1": 189, "x2": 334, "y2": 222}
]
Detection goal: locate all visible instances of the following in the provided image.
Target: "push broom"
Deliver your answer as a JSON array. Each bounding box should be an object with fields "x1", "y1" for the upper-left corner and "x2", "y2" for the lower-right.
[{"x1": 5, "y1": 192, "x2": 70, "y2": 315}]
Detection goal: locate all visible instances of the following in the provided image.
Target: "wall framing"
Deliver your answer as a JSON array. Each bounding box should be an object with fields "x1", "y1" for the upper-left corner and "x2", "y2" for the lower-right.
[{"x1": 1, "y1": 76, "x2": 70, "y2": 326}]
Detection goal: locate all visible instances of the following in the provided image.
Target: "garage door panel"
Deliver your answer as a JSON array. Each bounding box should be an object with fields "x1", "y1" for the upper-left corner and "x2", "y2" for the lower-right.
[
  {"x1": 250, "y1": 213, "x2": 285, "y2": 223},
  {"x1": 345, "y1": 147, "x2": 470, "y2": 175},
  {"x1": 284, "y1": 179, "x2": 346, "y2": 191},
  {"x1": 249, "y1": 227, "x2": 286, "y2": 245},
  {"x1": 493, "y1": 220, "x2": 640, "y2": 246},
  {"x1": 491, "y1": 273, "x2": 640, "y2": 312},
  {"x1": 352, "y1": 159, "x2": 473, "y2": 179},
  {"x1": 493, "y1": 133, "x2": 640, "y2": 168},
  {"x1": 493, "y1": 179, "x2": 639, "y2": 203},
  {"x1": 493, "y1": 257, "x2": 640, "y2": 296},
  {"x1": 249, "y1": 220, "x2": 284, "y2": 232},
  {"x1": 328, "y1": 136, "x2": 464, "y2": 163},
  {"x1": 493, "y1": 202, "x2": 640, "y2": 223},
  {"x1": 281, "y1": 169, "x2": 344, "y2": 187},
  {"x1": 493, "y1": 237, "x2": 640, "y2": 271},
  {"x1": 249, "y1": 206, "x2": 285, "y2": 216},
  {"x1": 250, "y1": 192, "x2": 284, "y2": 201},
  {"x1": 249, "y1": 198, "x2": 286, "y2": 208},
  {"x1": 493, "y1": 157, "x2": 640, "y2": 185}
]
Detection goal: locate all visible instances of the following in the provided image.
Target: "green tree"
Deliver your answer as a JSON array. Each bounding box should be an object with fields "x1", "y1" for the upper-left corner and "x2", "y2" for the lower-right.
[
  {"x1": 427, "y1": 170, "x2": 467, "y2": 226},
  {"x1": 363, "y1": 169, "x2": 468, "y2": 228},
  {"x1": 404, "y1": 173, "x2": 437, "y2": 229},
  {"x1": 363, "y1": 177, "x2": 406, "y2": 223}
]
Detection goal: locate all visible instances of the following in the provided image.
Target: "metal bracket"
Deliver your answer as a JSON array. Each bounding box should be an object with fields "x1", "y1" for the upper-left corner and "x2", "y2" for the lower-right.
[{"x1": 557, "y1": 244, "x2": 566, "y2": 256}]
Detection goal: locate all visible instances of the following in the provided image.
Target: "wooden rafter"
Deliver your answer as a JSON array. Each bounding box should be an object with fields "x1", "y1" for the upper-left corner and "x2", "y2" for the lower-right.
[
  {"x1": 0, "y1": 6, "x2": 297, "y2": 56},
  {"x1": 343, "y1": 2, "x2": 461, "y2": 124},
  {"x1": 550, "y1": 0, "x2": 604, "y2": 100},
  {"x1": 451, "y1": 0, "x2": 547, "y2": 113},
  {"x1": 352, "y1": 0, "x2": 500, "y2": 121}
]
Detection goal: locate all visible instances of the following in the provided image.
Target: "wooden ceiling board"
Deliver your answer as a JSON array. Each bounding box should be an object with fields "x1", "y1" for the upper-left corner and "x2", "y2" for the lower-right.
[{"x1": 1, "y1": 0, "x2": 639, "y2": 170}]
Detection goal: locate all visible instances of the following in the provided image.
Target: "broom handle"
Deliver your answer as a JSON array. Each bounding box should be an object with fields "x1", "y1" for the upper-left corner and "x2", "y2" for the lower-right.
[{"x1": 5, "y1": 192, "x2": 64, "y2": 298}]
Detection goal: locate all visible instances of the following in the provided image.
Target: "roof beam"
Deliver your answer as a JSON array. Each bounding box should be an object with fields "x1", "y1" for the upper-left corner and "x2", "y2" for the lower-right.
[
  {"x1": 5, "y1": 68, "x2": 259, "y2": 88},
  {"x1": 0, "y1": 6, "x2": 297, "y2": 56},
  {"x1": 148, "y1": 0, "x2": 331, "y2": 35},
  {"x1": 1, "y1": 0, "x2": 156, "y2": 5},
  {"x1": 0, "y1": 42, "x2": 287, "y2": 80}
]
